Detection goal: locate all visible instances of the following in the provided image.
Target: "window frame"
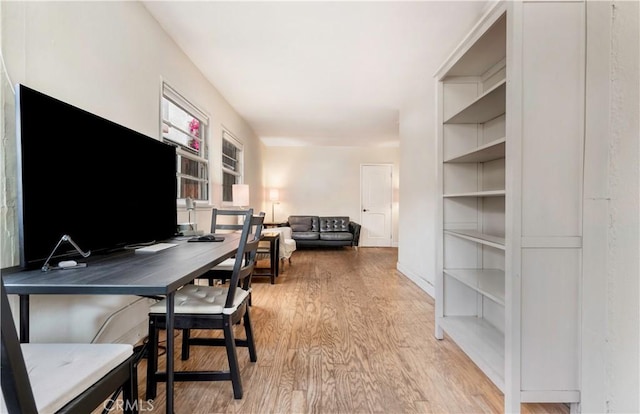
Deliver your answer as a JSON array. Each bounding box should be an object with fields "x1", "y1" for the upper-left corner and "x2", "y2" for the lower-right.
[
  {"x1": 160, "y1": 82, "x2": 210, "y2": 204},
  {"x1": 221, "y1": 130, "x2": 244, "y2": 204}
]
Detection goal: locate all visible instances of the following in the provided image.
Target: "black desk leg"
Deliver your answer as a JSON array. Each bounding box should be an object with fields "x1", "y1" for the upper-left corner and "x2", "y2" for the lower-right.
[
  {"x1": 275, "y1": 243, "x2": 280, "y2": 277},
  {"x1": 19, "y1": 295, "x2": 29, "y2": 343},
  {"x1": 165, "y1": 292, "x2": 175, "y2": 414},
  {"x1": 270, "y1": 239, "x2": 277, "y2": 284}
]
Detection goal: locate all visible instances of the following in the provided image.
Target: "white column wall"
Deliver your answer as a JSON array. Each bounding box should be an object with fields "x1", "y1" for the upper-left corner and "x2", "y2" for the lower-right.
[
  {"x1": 397, "y1": 85, "x2": 438, "y2": 297},
  {"x1": 605, "y1": 3, "x2": 639, "y2": 410},
  {"x1": 582, "y1": 2, "x2": 639, "y2": 412}
]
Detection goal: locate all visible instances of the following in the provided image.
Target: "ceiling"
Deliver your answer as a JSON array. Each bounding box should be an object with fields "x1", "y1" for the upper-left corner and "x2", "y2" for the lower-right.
[{"x1": 142, "y1": 1, "x2": 490, "y2": 147}]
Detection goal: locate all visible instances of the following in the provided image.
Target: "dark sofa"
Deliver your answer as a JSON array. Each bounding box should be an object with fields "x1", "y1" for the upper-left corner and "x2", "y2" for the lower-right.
[{"x1": 287, "y1": 216, "x2": 361, "y2": 248}]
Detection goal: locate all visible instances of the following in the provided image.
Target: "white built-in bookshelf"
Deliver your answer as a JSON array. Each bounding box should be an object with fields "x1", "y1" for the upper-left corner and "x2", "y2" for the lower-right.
[{"x1": 435, "y1": 2, "x2": 585, "y2": 412}]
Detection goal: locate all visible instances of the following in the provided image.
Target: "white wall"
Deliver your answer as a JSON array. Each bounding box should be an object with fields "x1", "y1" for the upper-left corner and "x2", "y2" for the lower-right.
[
  {"x1": 0, "y1": 0, "x2": 18, "y2": 269},
  {"x1": 396, "y1": 84, "x2": 438, "y2": 296},
  {"x1": 0, "y1": 1, "x2": 263, "y2": 343},
  {"x1": 261, "y1": 145, "x2": 399, "y2": 244}
]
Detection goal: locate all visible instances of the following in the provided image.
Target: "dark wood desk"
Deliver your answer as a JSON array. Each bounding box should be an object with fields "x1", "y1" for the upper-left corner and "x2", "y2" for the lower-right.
[{"x1": 2, "y1": 233, "x2": 241, "y2": 414}]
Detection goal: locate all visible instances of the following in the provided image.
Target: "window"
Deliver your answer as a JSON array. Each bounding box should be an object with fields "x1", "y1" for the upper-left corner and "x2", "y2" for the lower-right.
[
  {"x1": 161, "y1": 82, "x2": 209, "y2": 202},
  {"x1": 221, "y1": 131, "x2": 243, "y2": 203}
]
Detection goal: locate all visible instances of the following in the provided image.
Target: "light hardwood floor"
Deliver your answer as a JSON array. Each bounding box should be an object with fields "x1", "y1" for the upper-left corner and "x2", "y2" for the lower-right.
[{"x1": 133, "y1": 247, "x2": 570, "y2": 414}]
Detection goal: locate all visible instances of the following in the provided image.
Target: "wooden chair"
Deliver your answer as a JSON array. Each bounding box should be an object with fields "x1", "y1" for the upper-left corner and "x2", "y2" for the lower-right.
[
  {"x1": 0, "y1": 279, "x2": 138, "y2": 414},
  {"x1": 196, "y1": 209, "x2": 265, "y2": 286},
  {"x1": 146, "y1": 209, "x2": 263, "y2": 400}
]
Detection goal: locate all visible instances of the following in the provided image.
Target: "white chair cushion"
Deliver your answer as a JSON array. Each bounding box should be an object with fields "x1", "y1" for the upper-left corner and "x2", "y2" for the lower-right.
[
  {"x1": 0, "y1": 343, "x2": 132, "y2": 414},
  {"x1": 212, "y1": 257, "x2": 236, "y2": 271},
  {"x1": 149, "y1": 284, "x2": 250, "y2": 315}
]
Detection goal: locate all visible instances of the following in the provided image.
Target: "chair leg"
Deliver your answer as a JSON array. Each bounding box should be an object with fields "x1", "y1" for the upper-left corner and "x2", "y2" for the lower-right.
[
  {"x1": 181, "y1": 328, "x2": 190, "y2": 360},
  {"x1": 223, "y1": 317, "x2": 243, "y2": 399},
  {"x1": 243, "y1": 309, "x2": 257, "y2": 363},
  {"x1": 123, "y1": 360, "x2": 138, "y2": 414},
  {"x1": 145, "y1": 318, "x2": 158, "y2": 400}
]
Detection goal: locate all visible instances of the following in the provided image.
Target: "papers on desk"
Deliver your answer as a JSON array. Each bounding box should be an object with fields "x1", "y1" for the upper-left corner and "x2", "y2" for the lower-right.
[{"x1": 134, "y1": 243, "x2": 177, "y2": 254}]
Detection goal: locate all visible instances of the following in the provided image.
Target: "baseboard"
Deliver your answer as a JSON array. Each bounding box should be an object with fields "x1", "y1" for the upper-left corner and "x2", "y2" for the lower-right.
[{"x1": 396, "y1": 262, "x2": 435, "y2": 298}]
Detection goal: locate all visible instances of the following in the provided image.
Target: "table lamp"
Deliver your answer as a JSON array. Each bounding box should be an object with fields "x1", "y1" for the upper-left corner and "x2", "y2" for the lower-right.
[{"x1": 232, "y1": 184, "x2": 250, "y2": 208}]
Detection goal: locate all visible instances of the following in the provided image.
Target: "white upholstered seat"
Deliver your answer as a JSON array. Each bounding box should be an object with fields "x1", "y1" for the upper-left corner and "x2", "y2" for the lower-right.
[
  {"x1": 0, "y1": 343, "x2": 133, "y2": 414},
  {"x1": 149, "y1": 284, "x2": 250, "y2": 315},
  {"x1": 211, "y1": 257, "x2": 236, "y2": 271},
  {"x1": 1, "y1": 280, "x2": 137, "y2": 414},
  {"x1": 282, "y1": 238, "x2": 297, "y2": 261},
  {"x1": 263, "y1": 227, "x2": 297, "y2": 263}
]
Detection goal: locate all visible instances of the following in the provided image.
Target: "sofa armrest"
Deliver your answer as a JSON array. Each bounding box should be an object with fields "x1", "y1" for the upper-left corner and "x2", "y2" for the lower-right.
[{"x1": 349, "y1": 221, "x2": 361, "y2": 246}]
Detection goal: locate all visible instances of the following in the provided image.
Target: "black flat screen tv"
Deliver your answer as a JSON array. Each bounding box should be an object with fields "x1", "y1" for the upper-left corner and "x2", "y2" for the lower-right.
[{"x1": 16, "y1": 84, "x2": 178, "y2": 269}]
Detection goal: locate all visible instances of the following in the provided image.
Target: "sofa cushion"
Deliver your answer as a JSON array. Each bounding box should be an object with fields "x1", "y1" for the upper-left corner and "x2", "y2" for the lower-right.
[
  {"x1": 319, "y1": 217, "x2": 350, "y2": 232},
  {"x1": 319, "y1": 232, "x2": 353, "y2": 241},
  {"x1": 292, "y1": 231, "x2": 320, "y2": 240},
  {"x1": 288, "y1": 216, "x2": 319, "y2": 232}
]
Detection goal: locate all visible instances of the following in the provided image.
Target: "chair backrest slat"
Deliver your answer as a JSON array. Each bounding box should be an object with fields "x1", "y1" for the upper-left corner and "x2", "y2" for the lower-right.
[
  {"x1": 239, "y1": 214, "x2": 265, "y2": 291},
  {"x1": 213, "y1": 209, "x2": 264, "y2": 309},
  {"x1": 211, "y1": 209, "x2": 245, "y2": 233},
  {"x1": 211, "y1": 209, "x2": 265, "y2": 244}
]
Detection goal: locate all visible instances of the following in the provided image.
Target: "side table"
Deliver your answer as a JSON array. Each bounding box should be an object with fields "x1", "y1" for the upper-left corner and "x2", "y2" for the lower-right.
[
  {"x1": 253, "y1": 233, "x2": 280, "y2": 284},
  {"x1": 263, "y1": 222, "x2": 287, "y2": 229}
]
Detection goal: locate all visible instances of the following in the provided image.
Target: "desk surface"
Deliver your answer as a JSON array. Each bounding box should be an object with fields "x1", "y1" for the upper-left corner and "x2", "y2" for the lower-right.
[{"x1": 2, "y1": 234, "x2": 241, "y2": 296}]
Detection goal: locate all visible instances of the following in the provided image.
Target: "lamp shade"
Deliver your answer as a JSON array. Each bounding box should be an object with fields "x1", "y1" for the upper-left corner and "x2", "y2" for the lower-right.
[
  {"x1": 269, "y1": 188, "x2": 280, "y2": 202},
  {"x1": 232, "y1": 184, "x2": 250, "y2": 207}
]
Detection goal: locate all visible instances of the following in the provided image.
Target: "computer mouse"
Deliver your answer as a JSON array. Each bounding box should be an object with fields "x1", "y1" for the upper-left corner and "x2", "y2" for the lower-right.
[{"x1": 198, "y1": 234, "x2": 216, "y2": 241}]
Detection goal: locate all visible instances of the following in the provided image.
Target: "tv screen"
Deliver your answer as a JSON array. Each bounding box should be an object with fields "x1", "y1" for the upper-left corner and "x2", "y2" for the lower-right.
[{"x1": 16, "y1": 84, "x2": 178, "y2": 269}]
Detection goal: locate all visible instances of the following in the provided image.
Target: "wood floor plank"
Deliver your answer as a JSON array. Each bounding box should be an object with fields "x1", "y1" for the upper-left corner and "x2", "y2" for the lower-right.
[{"x1": 122, "y1": 247, "x2": 570, "y2": 414}]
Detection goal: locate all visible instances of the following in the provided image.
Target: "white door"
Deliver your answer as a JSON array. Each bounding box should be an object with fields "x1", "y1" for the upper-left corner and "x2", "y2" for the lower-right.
[{"x1": 360, "y1": 164, "x2": 393, "y2": 247}]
